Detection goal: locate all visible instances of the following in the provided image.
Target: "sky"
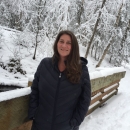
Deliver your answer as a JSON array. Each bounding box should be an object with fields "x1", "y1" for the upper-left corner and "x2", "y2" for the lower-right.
[{"x1": 0, "y1": 27, "x2": 130, "y2": 130}]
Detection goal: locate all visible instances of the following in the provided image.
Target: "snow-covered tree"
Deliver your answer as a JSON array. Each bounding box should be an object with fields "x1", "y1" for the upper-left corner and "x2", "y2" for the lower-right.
[{"x1": 0, "y1": 0, "x2": 130, "y2": 65}]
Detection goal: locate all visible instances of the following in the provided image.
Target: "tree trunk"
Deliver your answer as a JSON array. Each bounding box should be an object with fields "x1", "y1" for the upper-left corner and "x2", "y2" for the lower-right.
[
  {"x1": 91, "y1": 44, "x2": 94, "y2": 57},
  {"x1": 85, "y1": 0, "x2": 106, "y2": 58},
  {"x1": 77, "y1": 0, "x2": 84, "y2": 25},
  {"x1": 33, "y1": 31, "x2": 39, "y2": 60},
  {"x1": 32, "y1": 0, "x2": 44, "y2": 60},
  {"x1": 96, "y1": 37, "x2": 113, "y2": 67},
  {"x1": 117, "y1": 19, "x2": 130, "y2": 64},
  {"x1": 115, "y1": 3, "x2": 123, "y2": 27},
  {"x1": 94, "y1": 42, "x2": 99, "y2": 60}
]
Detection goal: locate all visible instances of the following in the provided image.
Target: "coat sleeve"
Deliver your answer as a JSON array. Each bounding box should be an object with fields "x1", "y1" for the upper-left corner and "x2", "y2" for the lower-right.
[
  {"x1": 70, "y1": 66, "x2": 91, "y2": 127},
  {"x1": 28, "y1": 60, "x2": 43, "y2": 120}
]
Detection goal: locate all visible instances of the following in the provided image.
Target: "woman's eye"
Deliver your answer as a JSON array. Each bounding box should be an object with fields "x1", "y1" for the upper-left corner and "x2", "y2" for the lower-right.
[
  {"x1": 60, "y1": 41, "x2": 64, "y2": 43},
  {"x1": 67, "y1": 42, "x2": 71, "y2": 44}
]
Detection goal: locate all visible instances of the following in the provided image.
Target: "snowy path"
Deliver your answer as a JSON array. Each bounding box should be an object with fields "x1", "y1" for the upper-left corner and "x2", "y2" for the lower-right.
[{"x1": 80, "y1": 69, "x2": 130, "y2": 130}]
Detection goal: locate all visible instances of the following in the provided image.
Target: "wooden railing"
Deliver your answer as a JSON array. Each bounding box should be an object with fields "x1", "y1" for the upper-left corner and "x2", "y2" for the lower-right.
[
  {"x1": 0, "y1": 68, "x2": 126, "y2": 130},
  {"x1": 87, "y1": 69, "x2": 126, "y2": 115}
]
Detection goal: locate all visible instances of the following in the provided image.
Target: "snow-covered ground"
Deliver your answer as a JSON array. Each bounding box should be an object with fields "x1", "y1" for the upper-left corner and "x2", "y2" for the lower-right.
[{"x1": 0, "y1": 28, "x2": 130, "y2": 130}]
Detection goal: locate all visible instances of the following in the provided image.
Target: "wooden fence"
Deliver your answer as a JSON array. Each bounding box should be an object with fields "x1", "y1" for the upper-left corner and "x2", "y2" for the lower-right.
[
  {"x1": 0, "y1": 70, "x2": 126, "y2": 130},
  {"x1": 87, "y1": 70, "x2": 126, "y2": 115}
]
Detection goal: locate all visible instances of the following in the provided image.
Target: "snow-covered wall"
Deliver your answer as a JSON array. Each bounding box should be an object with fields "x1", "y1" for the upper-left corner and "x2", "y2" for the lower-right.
[
  {"x1": 0, "y1": 67, "x2": 126, "y2": 130},
  {"x1": 28, "y1": 67, "x2": 126, "y2": 93},
  {"x1": 90, "y1": 67, "x2": 126, "y2": 79},
  {"x1": 0, "y1": 94, "x2": 29, "y2": 130},
  {"x1": 90, "y1": 67, "x2": 126, "y2": 92},
  {"x1": 0, "y1": 67, "x2": 126, "y2": 102},
  {"x1": 0, "y1": 87, "x2": 31, "y2": 102},
  {"x1": 28, "y1": 67, "x2": 126, "y2": 82}
]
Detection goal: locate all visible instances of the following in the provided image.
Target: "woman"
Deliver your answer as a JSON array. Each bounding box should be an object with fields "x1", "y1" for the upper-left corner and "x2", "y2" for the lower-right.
[{"x1": 28, "y1": 30, "x2": 91, "y2": 130}]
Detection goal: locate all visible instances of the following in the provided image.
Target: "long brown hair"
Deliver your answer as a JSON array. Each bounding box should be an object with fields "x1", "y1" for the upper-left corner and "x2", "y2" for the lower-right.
[{"x1": 53, "y1": 30, "x2": 81, "y2": 84}]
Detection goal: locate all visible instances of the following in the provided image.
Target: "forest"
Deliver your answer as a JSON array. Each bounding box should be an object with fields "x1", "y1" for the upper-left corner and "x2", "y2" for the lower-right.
[{"x1": 0, "y1": 0, "x2": 130, "y2": 67}]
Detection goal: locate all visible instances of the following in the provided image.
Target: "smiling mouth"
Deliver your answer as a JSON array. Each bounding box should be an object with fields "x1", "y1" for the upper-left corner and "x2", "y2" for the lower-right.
[{"x1": 61, "y1": 49, "x2": 68, "y2": 51}]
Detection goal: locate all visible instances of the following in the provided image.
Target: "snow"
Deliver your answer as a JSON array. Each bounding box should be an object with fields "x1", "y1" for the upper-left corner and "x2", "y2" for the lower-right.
[
  {"x1": 28, "y1": 75, "x2": 34, "y2": 82},
  {"x1": 0, "y1": 87, "x2": 31, "y2": 102},
  {"x1": 0, "y1": 77, "x2": 28, "y2": 87},
  {"x1": 89, "y1": 67, "x2": 126, "y2": 80},
  {"x1": 90, "y1": 67, "x2": 126, "y2": 79},
  {"x1": 0, "y1": 25, "x2": 21, "y2": 33},
  {"x1": 0, "y1": 28, "x2": 130, "y2": 130}
]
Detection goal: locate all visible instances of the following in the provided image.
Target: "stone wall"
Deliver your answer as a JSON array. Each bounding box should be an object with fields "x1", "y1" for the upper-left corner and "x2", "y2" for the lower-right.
[{"x1": 0, "y1": 95, "x2": 29, "y2": 130}]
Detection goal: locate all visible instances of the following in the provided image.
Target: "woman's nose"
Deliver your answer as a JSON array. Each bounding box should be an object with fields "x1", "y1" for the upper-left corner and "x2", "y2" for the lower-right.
[{"x1": 62, "y1": 43, "x2": 67, "y2": 47}]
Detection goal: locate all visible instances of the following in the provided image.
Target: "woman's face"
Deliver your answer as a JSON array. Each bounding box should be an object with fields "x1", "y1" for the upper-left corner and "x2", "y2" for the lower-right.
[{"x1": 57, "y1": 34, "x2": 72, "y2": 59}]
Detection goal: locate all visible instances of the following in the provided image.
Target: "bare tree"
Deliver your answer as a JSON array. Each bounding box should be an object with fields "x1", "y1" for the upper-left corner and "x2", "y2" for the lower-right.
[
  {"x1": 32, "y1": 0, "x2": 46, "y2": 60},
  {"x1": 85, "y1": 0, "x2": 106, "y2": 58},
  {"x1": 96, "y1": 3, "x2": 123, "y2": 67},
  {"x1": 96, "y1": 37, "x2": 114, "y2": 67},
  {"x1": 116, "y1": 19, "x2": 130, "y2": 65}
]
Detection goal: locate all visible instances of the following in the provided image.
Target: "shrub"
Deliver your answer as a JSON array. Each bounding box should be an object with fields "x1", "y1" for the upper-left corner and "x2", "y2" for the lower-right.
[{"x1": 0, "y1": 58, "x2": 26, "y2": 75}]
